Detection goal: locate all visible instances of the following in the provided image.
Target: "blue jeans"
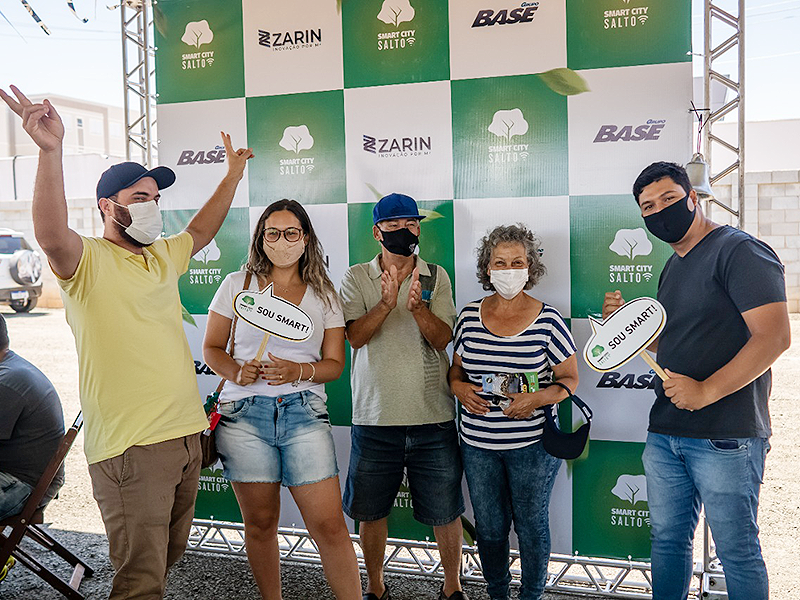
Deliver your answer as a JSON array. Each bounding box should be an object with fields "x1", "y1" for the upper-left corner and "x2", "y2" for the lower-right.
[
  {"x1": 462, "y1": 441, "x2": 560, "y2": 600},
  {"x1": 0, "y1": 471, "x2": 34, "y2": 520},
  {"x1": 642, "y1": 432, "x2": 769, "y2": 600}
]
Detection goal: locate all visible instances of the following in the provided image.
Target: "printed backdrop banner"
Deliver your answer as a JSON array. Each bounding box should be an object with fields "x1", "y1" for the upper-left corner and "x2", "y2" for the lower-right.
[{"x1": 154, "y1": 0, "x2": 692, "y2": 562}]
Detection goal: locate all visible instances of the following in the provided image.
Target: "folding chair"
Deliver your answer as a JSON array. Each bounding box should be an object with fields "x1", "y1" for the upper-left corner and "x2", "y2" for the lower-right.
[{"x1": 0, "y1": 413, "x2": 94, "y2": 599}]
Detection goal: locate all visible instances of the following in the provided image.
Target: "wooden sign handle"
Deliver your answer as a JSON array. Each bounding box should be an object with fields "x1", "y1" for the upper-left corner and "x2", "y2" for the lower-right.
[
  {"x1": 255, "y1": 332, "x2": 270, "y2": 362},
  {"x1": 639, "y1": 351, "x2": 668, "y2": 381}
]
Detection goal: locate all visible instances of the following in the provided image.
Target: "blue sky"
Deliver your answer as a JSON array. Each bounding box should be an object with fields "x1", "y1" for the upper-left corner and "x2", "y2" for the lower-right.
[{"x1": 0, "y1": 0, "x2": 798, "y2": 121}]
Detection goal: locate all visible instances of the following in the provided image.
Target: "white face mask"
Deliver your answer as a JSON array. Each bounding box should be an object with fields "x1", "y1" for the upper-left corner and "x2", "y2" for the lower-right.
[
  {"x1": 109, "y1": 199, "x2": 163, "y2": 245},
  {"x1": 264, "y1": 238, "x2": 305, "y2": 268},
  {"x1": 490, "y1": 268, "x2": 528, "y2": 300}
]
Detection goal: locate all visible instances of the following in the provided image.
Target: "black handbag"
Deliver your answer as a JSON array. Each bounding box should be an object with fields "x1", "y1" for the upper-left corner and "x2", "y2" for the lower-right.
[
  {"x1": 541, "y1": 381, "x2": 592, "y2": 460},
  {"x1": 200, "y1": 272, "x2": 251, "y2": 469}
]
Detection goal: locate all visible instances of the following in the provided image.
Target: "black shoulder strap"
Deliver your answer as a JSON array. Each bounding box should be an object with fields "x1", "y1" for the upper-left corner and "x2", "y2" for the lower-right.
[{"x1": 417, "y1": 262, "x2": 438, "y2": 305}]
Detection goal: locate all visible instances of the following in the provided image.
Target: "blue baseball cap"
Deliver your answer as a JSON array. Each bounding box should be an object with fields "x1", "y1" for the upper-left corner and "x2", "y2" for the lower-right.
[
  {"x1": 96, "y1": 162, "x2": 176, "y2": 202},
  {"x1": 373, "y1": 193, "x2": 426, "y2": 225}
]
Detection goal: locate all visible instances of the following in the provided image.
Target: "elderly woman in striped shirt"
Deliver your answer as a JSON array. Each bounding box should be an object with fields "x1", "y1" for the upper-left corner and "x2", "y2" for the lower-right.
[{"x1": 448, "y1": 224, "x2": 579, "y2": 600}]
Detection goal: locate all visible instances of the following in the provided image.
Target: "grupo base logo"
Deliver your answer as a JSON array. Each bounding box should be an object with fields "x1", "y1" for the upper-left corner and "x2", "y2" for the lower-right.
[
  {"x1": 593, "y1": 120, "x2": 666, "y2": 143},
  {"x1": 176, "y1": 146, "x2": 227, "y2": 166},
  {"x1": 471, "y1": 3, "x2": 539, "y2": 27}
]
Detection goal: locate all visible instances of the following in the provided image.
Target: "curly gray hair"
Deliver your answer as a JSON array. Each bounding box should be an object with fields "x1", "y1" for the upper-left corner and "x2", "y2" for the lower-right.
[{"x1": 476, "y1": 224, "x2": 546, "y2": 291}]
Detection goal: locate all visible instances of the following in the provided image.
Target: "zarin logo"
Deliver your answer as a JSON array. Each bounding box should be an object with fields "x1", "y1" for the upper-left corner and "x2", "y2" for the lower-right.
[
  {"x1": 596, "y1": 370, "x2": 657, "y2": 390},
  {"x1": 603, "y1": 0, "x2": 650, "y2": 29},
  {"x1": 181, "y1": 20, "x2": 215, "y2": 70},
  {"x1": 487, "y1": 108, "x2": 530, "y2": 163},
  {"x1": 363, "y1": 134, "x2": 432, "y2": 158},
  {"x1": 593, "y1": 119, "x2": 665, "y2": 143},
  {"x1": 177, "y1": 146, "x2": 226, "y2": 166},
  {"x1": 377, "y1": 0, "x2": 416, "y2": 51},
  {"x1": 258, "y1": 28, "x2": 322, "y2": 51},
  {"x1": 610, "y1": 474, "x2": 650, "y2": 529},
  {"x1": 279, "y1": 126, "x2": 316, "y2": 175},
  {"x1": 608, "y1": 228, "x2": 654, "y2": 284},
  {"x1": 472, "y1": 3, "x2": 539, "y2": 28}
]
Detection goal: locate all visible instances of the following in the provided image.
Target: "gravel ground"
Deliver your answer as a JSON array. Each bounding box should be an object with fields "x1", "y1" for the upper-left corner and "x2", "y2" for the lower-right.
[{"x1": 2, "y1": 308, "x2": 798, "y2": 599}]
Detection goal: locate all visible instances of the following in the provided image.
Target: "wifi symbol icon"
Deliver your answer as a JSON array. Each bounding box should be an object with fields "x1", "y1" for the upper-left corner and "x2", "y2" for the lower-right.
[
  {"x1": 638, "y1": 15, "x2": 648, "y2": 24},
  {"x1": 520, "y1": 151, "x2": 529, "y2": 159},
  {"x1": 306, "y1": 165, "x2": 315, "y2": 172},
  {"x1": 207, "y1": 57, "x2": 215, "y2": 65},
  {"x1": 643, "y1": 273, "x2": 653, "y2": 282},
  {"x1": 407, "y1": 37, "x2": 416, "y2": 46}
]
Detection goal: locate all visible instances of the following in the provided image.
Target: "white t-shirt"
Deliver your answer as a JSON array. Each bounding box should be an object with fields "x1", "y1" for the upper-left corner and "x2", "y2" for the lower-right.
[{"x1": 208, "y1": 270, "x2": 345, "y2": 403}]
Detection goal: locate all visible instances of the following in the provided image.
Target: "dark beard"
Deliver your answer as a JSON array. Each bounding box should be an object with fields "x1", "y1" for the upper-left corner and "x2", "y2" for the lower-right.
[{"x1": 112, "y1": 205, "x2": 150, "y2": 248}]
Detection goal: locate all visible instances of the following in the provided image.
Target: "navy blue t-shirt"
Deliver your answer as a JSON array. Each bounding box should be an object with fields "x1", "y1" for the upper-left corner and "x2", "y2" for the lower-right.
[
  {"x1": 651, "y1": 226, "x2": 786, "y2": 439},
  {"x1": 0, "y1": 351, "x2": 65, "y2": 502}
]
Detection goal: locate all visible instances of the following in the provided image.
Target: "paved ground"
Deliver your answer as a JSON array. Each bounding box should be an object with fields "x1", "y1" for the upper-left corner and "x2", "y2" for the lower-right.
[{"x1": 2, "y1": 308, "x2": 799, "y2": 599}]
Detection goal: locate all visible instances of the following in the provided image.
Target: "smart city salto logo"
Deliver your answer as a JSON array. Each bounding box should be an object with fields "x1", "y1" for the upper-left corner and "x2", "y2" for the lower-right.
[
  {"x1": 376, "y1": 0, "x2": 417, "y2": 51},
  {"x1": 180, "y1": 20, "x2": 216, "y2": 70}
]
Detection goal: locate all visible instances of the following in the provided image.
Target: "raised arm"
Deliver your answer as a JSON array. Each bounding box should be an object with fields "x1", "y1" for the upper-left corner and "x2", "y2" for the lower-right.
[
  {"x1": 184, "y1": 132, "x2": 253, "y2": 256},
  {"x1": 1, "y1": 86, "x2": 82, "y2": 278}
]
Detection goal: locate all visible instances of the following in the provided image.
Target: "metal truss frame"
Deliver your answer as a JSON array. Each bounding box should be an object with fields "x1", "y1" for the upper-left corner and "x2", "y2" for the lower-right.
[
  {"x1": 121, "y1": 0, "x2": 157, "y2": 167},
  {"x1": 703, "y1": 0, "x2": 745, "y2": 228},
  {"x1": 188, "y1": 521, "x2": 709, "y2": 598}
]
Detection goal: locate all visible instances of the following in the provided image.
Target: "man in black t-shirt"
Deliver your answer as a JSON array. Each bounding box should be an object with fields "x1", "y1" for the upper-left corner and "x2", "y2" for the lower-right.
[
  {"x1": 603, "y1": 162, "x2": 789, "y2": 600},
  {"x1": 0, "y1": 314, "x2": 65, "y2": 521}
]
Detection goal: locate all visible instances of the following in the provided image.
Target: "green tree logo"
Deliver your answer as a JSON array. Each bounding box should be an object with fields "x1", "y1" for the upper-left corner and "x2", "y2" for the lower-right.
[
  {"x1": 181, "y1": 20, "x2": 214, "y2": 48},
  {"x1": 488, "y1": 108, "x2": 529, "y2": 141},
  {"x1": 591, "y1": 345, "x2": 605, "y2": 357},
  {"x1": 609, "y1": 228, "x2": 653, "y2": 260},
  {"x1": 377, "y1": 0, "x2": 415, "y2": 27},
  {"x1": 611, "y1": 474, "x2": 648, "y2": 505},
  {"x1": 242, "y1": 296, "x2": 255, "y2": 306},
  {"x1": 279, "y1": 125, "x2": 315, "y2": 154}
]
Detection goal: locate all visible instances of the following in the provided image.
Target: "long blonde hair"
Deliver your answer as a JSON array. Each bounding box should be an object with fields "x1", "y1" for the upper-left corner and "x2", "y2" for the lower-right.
[{"x1": 246, "y1": 199, "x2": 338, "y2": 309}]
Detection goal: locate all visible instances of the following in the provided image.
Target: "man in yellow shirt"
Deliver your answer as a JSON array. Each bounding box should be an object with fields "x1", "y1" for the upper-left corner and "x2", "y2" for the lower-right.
[{"x1": 1, "y1": 85, "x2": 253, "y2": 599}]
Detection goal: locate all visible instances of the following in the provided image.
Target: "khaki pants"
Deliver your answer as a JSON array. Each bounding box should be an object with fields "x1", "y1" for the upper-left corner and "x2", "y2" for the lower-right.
[{"x1": 88, "y1": 433, "x2": 201, "y2": 600}]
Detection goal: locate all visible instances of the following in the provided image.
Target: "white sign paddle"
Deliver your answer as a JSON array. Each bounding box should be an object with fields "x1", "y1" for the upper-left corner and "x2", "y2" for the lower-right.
[
  {"x1": 233, "y1": 283, "x2": 314, "y2": 360},
  {"x1": 583, "y1": 297, "x2": 668, "y2": 381}
]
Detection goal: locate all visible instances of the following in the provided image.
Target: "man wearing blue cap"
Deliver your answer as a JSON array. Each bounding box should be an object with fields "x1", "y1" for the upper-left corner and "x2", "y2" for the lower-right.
[
  {"x1": 339, "y1": 193, "x2": 467, "y2": 600},
  {"x1": 1, "y1": 86, "x2": 252, "y2": 599}
]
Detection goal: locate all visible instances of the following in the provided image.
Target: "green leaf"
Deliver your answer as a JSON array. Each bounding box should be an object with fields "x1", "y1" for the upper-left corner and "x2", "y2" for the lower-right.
[
  {"x1": 537, "y1": 68, "x2": 590, "y2": 96},
  {"x1": 336, "y1": 0, "x2": 342, "y2": 14},
  {"x1": 364, "y1": 182, "x2": 385, "y2": 200},
  {"x1": 181, "y1": 305, "x2": 197, "y2": 327},
  {"x1": 418, "y1": 209, "x2": 444, "y2": 221}
]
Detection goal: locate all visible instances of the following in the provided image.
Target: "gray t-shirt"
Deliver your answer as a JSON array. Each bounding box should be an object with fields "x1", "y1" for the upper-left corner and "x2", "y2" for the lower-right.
[
  {"x1": 0, "y1": 351, "x2": 65, "y2": 503},
  {"x1": 340, "y1": 255, "x2": 457, "y2": 426}
]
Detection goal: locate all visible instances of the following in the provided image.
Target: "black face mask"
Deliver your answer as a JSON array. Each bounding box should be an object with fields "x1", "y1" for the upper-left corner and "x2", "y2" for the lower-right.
[
  {"x1": 643, "y1": 193, "x2": 696, "y2": 244},
  {"x1": 379, "y1": 227, "x2": 419, "y2": 257}
]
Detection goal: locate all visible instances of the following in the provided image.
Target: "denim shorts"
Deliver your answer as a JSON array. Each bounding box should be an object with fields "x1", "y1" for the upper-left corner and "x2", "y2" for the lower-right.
[
  {"x1": 343, "y1": 421, "x2": 465, "y2": 527},
  {"x1": 0, "y1": 470, "x2": 33, "y2": 520},
  {"x1": 215, "y1": 391, "x2": 338, "y2": 487}
]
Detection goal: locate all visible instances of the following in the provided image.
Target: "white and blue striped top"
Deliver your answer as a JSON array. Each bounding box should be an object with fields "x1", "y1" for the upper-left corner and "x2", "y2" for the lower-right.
[{"x1": 453, "y1": 299, "x2": 577, "y2": 450}]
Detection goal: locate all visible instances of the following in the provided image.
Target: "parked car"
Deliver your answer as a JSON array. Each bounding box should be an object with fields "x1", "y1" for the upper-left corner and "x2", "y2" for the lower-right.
[{"x1": 0, "y1": 228, "x2": 43, "y2": 313}]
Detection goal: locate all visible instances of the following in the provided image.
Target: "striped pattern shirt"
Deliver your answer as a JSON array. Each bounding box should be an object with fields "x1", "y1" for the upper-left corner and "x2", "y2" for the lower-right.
[{"x1": 453, "y1": 299, "x2": 576, "y2": 450}]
